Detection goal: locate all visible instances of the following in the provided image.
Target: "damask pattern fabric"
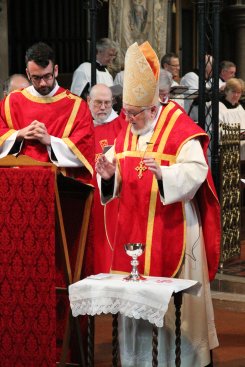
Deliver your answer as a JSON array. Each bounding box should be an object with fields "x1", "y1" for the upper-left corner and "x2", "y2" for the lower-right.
[
  {"x1": 0, "y1": 167, "x2": 56, "y2": 366},
  {"x1": 109, "y1": 0, "x2": 168, "y2": 69}
]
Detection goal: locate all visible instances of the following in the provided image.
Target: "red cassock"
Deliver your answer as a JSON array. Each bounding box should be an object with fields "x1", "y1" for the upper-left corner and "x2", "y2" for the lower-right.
[
  {"x1": 0, "y1": 87, "x2": 94, "y2": 185},
  {"x1": 111, "y1": 102, "x2": 221, "y2": 281},
  {"x1": 93, "y1": 116, "x2": 125, "y2": 273}
]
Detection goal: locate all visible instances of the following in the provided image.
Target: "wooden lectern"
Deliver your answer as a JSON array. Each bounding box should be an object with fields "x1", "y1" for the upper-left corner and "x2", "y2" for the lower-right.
[{"x1": 0, "y1": 155, "x2": 94, "y2": 366}]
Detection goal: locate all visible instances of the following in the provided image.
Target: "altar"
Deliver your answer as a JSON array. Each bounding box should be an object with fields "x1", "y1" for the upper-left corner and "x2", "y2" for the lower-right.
[{"x1": 69, "y1": 274, "x2": 201, "y2": 367}]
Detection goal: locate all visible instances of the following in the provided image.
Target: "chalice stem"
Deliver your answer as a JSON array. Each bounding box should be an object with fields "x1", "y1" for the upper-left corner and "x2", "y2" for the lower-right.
[
  {"x1": 123, "y1": 243, "x2": 147, "y2": 281},
  {"x1": 131, "y1": 256, "x2": 139, "y2": 278}
]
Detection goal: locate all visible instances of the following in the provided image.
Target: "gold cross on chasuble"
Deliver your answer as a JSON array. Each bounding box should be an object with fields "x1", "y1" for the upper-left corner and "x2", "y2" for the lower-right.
[{"x1": 135, "y1": 160, "x2": 147, "y2": 179}]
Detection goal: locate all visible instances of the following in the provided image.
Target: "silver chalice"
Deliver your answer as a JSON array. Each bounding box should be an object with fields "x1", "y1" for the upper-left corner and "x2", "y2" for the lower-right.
[{"x1": 124, "y1": 243, "x2": 146, "y2": 281}]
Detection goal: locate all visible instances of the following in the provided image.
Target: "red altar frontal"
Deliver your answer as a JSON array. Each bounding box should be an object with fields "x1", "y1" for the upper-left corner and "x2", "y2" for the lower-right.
[{"x1": 0, "y1": 156, "x2": 94, "y2": 367}]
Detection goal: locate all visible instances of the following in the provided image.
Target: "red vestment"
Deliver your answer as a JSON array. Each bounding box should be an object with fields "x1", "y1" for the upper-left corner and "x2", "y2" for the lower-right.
[
  {"x1": 0, "y1": 87, "x2": 95, "y2": 184},
  {"x1": 111, "y1": 101, "x2": 220, "y2": 281},
  {"x1": 93, "y1": 116, "x2": 125, "y2": 273}
]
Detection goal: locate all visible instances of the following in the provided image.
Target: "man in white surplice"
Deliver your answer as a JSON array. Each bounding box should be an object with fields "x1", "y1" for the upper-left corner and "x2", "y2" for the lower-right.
[{"x1": 96, "y1": 41, "x2": 220, "y2": 367}]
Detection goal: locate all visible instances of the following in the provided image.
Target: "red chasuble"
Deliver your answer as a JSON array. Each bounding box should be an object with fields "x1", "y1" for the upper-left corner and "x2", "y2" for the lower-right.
[
  {"x1": 111, "y1": 101, "x2": 220, "y2": 281},
  {"x1": 0, "y1": 87, "x2": 94, "y2": 185},
  {"x1": 93, "y1": 116, "x2": 125, "y2": 273}
]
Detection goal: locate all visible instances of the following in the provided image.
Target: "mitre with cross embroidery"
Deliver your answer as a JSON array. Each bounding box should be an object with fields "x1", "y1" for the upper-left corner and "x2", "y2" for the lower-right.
[{"x1": 123, "y1": 41, "x2": 160, "y2": 107}]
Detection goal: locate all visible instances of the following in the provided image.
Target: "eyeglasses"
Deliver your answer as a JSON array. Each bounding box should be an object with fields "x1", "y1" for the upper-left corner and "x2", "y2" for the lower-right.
[
  {"x1": 29, "y1": 71, "x2": 54, "y2": 83},
  {"x1": 123, "y1": 107, "x2": 151, "y2": 119},
  {"x1": 92, "y1": 100, "x2": 112, "y2": 108},
  {"x1": 167, "y1": 64, "x2": 180, "y2": 68}
]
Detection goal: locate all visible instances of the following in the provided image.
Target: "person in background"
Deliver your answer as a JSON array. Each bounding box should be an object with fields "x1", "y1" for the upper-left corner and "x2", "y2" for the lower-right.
[
  {"x1": 110, "y1": 84, "x2": 123, "y2": 114},
  {"x1": 71, "y1": 38, "x2": 118, "y2": 99},
  {"x1": 180, "y1": 54, "x2": 213, "y2": 121},
  {"x1": 88, "y1": 83, "x2": 124, "y2": 274},
  {"x1": 114, "y1": 69, "x2": 124, "y2": 88},
  {"x1": 158, "y1": 69, "x2": 173, "y2": 104},
  {"x1": 219, "y1": 60, "x2": 236, "y2": 90},
  {"x1": 3, "y1": 73, "x2": 30, "y2": 97},
  {"x1": 161, "y1": 53, "x2": 185, "y2": 108},
  {"x1": 113, "y1": 63, "x2": 125, "y2": 113},
  {"x1": 161, "y1": 52, "x2": 181, "y2": 85},
  {"x1": 88, "y1": 83, "x2": 124, "y2": 129},
  {"x1": 219, "y1": 77, "x2": 245, "y2": 160},
  {"x1": 96, "y1": 41, "x2": 220, "y2": 367}
]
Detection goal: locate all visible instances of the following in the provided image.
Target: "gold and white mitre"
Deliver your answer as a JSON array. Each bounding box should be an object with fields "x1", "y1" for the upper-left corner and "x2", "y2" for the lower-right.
[{"x1": 123, "y1": 41, "x2": 160, "y2": 107}]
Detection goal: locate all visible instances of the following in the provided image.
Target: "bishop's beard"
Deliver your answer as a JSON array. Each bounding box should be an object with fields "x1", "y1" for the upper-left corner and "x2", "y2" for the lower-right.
[{"x1": 131, "y1": 119, "x2": 154, "y2": 136}]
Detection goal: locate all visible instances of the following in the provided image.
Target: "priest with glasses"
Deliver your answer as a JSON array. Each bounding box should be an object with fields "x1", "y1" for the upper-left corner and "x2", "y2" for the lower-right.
[{"x1": 96, "y1": 41, "x2": 220, "y2": 367}]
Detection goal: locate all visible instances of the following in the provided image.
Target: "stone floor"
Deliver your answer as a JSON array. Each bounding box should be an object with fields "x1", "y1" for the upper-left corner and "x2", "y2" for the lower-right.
[
  {"x1": 210, "y1": 306, "x2": 245, "y2": 367},
  {"x1": 93, "y1": 307, "x2": 245, "y2": 367},
  {"x1": 211, "y1": 240, "x2": 245, "y2": 366}
]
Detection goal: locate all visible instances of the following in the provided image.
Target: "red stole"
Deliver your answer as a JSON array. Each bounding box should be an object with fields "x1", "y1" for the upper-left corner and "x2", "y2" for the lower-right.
[{"x1": 112, "y1": 102, "x2": 220, "y2": 280}]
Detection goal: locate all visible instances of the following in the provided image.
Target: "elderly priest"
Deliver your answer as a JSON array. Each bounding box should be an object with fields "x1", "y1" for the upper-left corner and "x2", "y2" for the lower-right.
[{"x1": 96, "y1": 41, "x2": 221, "y2": 367}]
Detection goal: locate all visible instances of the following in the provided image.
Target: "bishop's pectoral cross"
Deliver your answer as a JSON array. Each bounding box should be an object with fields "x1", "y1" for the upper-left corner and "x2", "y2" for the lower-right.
[{"x1": 135, "y1": 160, "x2": 147, "y2": 179}]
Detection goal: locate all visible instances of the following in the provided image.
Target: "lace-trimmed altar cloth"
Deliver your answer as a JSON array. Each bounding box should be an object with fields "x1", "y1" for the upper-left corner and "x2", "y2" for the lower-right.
[{"x1": 69, "y1": 274, "x2": 201, "y2": 327}]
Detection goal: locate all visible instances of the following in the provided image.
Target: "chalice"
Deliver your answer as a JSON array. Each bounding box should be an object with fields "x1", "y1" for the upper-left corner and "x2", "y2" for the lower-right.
[{"x1": 124, "y1": 243, "x2": 146, "y2": 281}]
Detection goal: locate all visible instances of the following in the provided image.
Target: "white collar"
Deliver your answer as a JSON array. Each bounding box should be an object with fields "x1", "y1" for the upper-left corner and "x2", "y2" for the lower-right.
[
  {"x1": 26, "y1": 81, "x2": 59, "y2": 97},
  {"x1": 105, "y1": 109, "x2": 118, "y2": 122},
  {"x1": 93, "y1": 109, "x2": 118, "y2": 127}
]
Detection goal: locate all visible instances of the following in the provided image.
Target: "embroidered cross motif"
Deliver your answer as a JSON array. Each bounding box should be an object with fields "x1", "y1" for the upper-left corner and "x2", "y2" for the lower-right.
[
  {"x1": 134, "y1": 86, "x2": 145, "y2": 98},
  {"x1": 137, "y1": 56, "x2": 148, "y2": 72},
  {"x1": 100, "y1": 139, "x2": 108, "y2": 150},
  {"x1": 138, "y1": 58, "x2": 146, "y2": 69},
  {"x1": 135, "y1": 160, "x2": 147, "y2": 179}
]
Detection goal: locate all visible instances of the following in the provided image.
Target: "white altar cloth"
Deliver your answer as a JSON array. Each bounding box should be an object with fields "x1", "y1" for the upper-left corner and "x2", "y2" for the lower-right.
[{"x1": 69, "y1": 274, "x2": 201, "y2": 327}]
